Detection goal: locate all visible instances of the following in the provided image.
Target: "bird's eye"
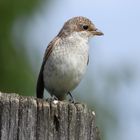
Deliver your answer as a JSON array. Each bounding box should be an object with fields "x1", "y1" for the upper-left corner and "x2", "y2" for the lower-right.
[{"x1": 82, "y1": 25, "x2": 89, "y2": 30}]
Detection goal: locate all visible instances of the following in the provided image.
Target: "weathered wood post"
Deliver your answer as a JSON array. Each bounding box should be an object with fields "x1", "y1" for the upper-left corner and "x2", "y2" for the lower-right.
[{"x1": 0, "y1": 92, "x2": 100, "y2": 140}]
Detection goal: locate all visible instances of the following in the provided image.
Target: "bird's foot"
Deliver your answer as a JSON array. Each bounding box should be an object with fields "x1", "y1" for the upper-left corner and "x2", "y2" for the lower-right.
[
  {"x1": 46, "y1": 95, "x2": 59, "y2": 103},
  {"x1": 68, "y1": 92, "x2": 75, "y2": 103}
]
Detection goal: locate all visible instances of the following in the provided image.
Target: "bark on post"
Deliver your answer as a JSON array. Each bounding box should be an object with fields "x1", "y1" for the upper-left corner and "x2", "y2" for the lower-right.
[{"x1": 0, "y1": 92, "x2": 100, "y2": 140}]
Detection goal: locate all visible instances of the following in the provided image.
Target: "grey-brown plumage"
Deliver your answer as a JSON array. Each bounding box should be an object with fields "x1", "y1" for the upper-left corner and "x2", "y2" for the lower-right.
[{"x1": 36, "y1": 16, "x2": 103, "y2": 100}]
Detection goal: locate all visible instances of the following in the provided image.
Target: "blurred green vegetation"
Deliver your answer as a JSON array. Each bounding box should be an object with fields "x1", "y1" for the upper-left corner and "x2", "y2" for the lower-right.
[{"x1": 0, "y1": 0, "x2": 49, "y2": 96}]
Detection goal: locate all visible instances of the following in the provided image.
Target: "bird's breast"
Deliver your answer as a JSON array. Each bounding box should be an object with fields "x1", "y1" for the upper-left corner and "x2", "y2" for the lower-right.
[{"x1": 43, "y1": 36, "x2": 89, "y2": 95}]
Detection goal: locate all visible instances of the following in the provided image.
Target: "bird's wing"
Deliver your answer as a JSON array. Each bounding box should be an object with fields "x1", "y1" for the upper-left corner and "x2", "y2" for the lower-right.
[
  {"x1": 43, "y1": 37, "x2": 61, "y2": 61},
  {"x1": 36, "y1": 37, "x2": 60, "y2": 98}
]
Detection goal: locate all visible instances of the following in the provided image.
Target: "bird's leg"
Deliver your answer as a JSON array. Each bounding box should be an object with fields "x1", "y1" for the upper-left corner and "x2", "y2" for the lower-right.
[
  {"x1": 46, "y1": 94, "x2": 58, "y2": 102},
  {"x1": 51, "y1": 94, "x2": 58, "y2": 101},
  {"x1": 68, "y1": 91, "x2": 75, "y2": 103}
]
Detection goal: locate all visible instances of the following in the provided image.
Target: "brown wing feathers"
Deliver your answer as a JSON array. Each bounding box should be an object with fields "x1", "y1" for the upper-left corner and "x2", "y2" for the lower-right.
[{"x1": 36, "y1": 37, "x2": 60, "y2": 98}]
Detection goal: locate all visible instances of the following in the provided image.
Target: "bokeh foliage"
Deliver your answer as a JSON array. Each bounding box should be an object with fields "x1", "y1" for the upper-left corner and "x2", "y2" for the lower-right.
[{"x1": 0, "y1": 0, "x2": 47, "y2": 96}]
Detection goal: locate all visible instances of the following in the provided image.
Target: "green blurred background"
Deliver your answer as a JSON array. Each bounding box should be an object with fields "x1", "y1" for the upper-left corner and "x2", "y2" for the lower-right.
[{"x1": 0, "y1": 0, "x2": 47, "y2": 95}]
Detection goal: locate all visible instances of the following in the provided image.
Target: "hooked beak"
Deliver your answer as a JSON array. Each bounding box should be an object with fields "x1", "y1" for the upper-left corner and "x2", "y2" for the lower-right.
[{"x1": 92, "y1": 28, "x2": 104, "y2": 36}]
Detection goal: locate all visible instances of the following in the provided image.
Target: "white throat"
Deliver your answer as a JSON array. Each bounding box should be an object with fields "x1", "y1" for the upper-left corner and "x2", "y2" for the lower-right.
[{"x1": 68, "y1": 31, "x2": 89, "y2": 44}]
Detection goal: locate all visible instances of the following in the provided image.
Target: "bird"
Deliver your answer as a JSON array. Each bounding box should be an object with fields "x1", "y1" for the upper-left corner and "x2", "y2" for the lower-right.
[{"x1": 36, "y1": 16, "x2": 103, "y2": 101}]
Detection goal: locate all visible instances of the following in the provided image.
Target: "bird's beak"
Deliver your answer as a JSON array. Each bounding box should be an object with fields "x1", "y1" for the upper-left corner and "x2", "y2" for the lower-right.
[{"x1": 92, "y1": 29, "x2": 104, "y2": 36}]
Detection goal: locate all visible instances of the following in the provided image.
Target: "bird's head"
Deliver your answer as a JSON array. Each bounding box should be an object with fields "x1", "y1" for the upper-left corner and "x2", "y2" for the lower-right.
[{"x1": 58, "y1": 16, "x2": 104, "y2": 39}]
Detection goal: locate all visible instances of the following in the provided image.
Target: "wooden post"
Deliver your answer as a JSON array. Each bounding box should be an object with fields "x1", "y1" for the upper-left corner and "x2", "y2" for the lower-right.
[{"x1": 0, "y1": 92, "x2": 100, "y2": 140}]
